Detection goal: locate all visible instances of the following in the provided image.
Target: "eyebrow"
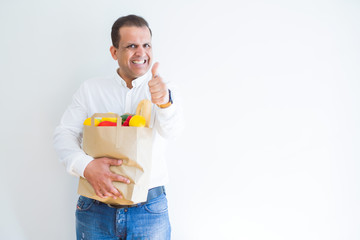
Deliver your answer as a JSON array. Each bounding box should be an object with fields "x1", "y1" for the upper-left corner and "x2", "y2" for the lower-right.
[{"x1": 123, "y1": 42, "x2": 151, "y2": 46}]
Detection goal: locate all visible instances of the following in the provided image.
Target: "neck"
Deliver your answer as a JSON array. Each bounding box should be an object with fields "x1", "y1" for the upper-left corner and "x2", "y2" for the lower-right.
[{"x1": 117, "y1": 69, "x2": 133, "y2": 89}]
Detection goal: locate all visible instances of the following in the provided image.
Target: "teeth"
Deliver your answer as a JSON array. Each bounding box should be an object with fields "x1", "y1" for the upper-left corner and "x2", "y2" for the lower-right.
[{"x1": 132, "y1": 60, "x2": 146, "y2": 64}]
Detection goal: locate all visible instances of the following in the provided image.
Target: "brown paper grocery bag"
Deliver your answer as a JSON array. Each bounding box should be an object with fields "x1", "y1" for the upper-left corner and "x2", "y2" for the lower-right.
[{"x1": 78, "y1": 113, "x2": 153, "y2": 205}]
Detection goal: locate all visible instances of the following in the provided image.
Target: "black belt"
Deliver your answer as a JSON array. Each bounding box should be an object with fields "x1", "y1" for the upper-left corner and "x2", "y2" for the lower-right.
[{"x1": 106, "y1": 186, "x2": 165, "y2": 209}]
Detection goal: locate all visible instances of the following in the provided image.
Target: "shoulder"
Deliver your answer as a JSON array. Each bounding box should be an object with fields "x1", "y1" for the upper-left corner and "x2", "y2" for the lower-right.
[
  {"x1": 73, "y1": 75, "x2": 116, "y2": 99},
  {"x1": 77, "y1": 75, "x2": 118, "y2": 93}
]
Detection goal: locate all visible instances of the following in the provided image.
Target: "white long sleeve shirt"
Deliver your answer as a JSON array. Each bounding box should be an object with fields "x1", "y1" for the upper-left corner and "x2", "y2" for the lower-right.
[{"x1": 53, "y1": 69, "x2": 183, "y2": 189}]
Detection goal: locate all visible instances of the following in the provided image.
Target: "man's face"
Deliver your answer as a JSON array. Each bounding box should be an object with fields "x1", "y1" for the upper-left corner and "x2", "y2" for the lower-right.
[{"x1": 111, "y1": 26, "x2": 153, "y2": 82}]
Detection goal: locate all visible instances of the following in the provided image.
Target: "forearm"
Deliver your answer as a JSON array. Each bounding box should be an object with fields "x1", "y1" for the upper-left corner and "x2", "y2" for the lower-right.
[
  {"x1": 153, "y1": 99, "x2": 184, "y2": 139},
  {"x1": 53, "y1": 126, "x2": 93, "y2": 177}
]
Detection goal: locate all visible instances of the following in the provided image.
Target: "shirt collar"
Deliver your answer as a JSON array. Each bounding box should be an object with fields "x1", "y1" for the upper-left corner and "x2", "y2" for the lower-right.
[{"x1": 114, "y1": 68, "x2": 151, "y2": 88}]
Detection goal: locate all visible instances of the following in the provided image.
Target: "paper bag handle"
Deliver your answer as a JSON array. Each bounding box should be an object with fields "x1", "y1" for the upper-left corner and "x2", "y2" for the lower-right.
[{"x1": 90, "y1": 113, "x2": 122, "y2": 127}]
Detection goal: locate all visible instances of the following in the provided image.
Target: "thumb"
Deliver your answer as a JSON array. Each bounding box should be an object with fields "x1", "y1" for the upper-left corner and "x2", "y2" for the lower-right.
[{"x1": 151, "y1": 62, "x2": 160, "y2": 77}]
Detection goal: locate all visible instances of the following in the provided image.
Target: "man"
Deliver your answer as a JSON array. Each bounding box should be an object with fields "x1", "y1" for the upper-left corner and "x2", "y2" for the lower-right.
[{"x1": 53, "y1": 15, "x2": 183, "y2": 239}]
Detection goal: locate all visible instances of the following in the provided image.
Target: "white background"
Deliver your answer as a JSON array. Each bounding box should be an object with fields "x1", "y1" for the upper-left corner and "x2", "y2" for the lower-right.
[{"x1": 1, "y1": 0, "x2": 359, "y2": 239}]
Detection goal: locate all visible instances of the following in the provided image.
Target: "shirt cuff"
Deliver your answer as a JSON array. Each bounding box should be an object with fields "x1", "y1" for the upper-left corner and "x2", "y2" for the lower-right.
[
  {"x1": 71, "y1": 153, "x2": 94, "y2": 178},
  {"x1": 156, "y1": 101, "x2": 176, "y2": 115}
]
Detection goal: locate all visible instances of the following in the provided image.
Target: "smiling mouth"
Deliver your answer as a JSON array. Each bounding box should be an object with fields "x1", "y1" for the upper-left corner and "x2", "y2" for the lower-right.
[{"x1": 132, "y1": 59, "x2": 146, "y2": 64}]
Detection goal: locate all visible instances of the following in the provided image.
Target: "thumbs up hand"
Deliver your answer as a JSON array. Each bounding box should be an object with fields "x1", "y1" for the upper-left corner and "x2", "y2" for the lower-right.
[{"x1": 148, "y1": 62, "x2": 169, "y2": 105}]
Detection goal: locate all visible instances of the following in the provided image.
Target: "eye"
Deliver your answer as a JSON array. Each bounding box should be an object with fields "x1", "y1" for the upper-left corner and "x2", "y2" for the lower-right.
[
  {"x1": 144, "y1": 43, "x2": 151, "y2": 48},
  {"x1": 127, "y1": 44, "x2": 136, "y2": 48}
]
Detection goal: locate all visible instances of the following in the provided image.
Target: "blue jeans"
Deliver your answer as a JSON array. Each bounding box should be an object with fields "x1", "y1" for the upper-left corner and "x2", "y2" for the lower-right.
[{"x1": 76, "y1": 192, "x2": 171, "y2": 240}]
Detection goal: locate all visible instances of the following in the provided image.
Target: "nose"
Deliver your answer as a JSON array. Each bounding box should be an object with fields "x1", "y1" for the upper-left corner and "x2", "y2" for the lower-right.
[{"x1": 135, "y1": 46, "x2": 146, "y2": 56}]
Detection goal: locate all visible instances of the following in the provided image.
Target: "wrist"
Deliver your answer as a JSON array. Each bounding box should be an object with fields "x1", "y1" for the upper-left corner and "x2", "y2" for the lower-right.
[{"x1": 158, "y1": 89, "x2": 173, "y2": 108}]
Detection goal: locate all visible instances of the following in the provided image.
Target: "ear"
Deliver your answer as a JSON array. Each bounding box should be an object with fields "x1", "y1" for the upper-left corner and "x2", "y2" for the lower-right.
[{"x1": 110, "y1": 46, "x2": 118, "y2": 60}]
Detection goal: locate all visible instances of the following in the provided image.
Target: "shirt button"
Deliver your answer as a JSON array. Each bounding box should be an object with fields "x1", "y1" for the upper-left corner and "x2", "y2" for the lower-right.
[{"x1": 124, "y1": 208, "x2": 128, "y2": 212}]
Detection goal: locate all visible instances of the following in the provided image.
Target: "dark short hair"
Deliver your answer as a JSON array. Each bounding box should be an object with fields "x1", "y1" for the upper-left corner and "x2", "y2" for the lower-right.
[{"x1": 111, "y1": 15, "x2": 152, "y2": 48}]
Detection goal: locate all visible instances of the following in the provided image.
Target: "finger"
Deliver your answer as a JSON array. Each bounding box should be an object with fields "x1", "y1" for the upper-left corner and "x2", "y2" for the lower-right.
[
  {"x1": 149, "y1": 84, "x2": 162, "y2": 94},
  {"x1": 148, "y1": 76, "x2": 162, "y2": 88},
  {"x1": 151, "y1": 91, "x2": 166, "y2": 100},
  {"x1": 103, "y1": 182, "x2": 122, "y2": 199},
  {"x1": 105, "y1": 158, "x2": 123, "y2": 166},
  {"x1": 149, "y1": 78, "x2": 166, "y2": 92},
  {"x1": 102, "y1": 192, "x2": 113, "y2": 198},
  {"x1": 95, "y1": 186, "x2": 111, "y2": 198},
  {"x1": 96, "y1": 182, "x2": 118, "y2": 199},
  {"x1": 107, "y1": 185, "x2": 122, "y2": 199},
  {"x1": 148, "y1": 79, "x2": 156, "y2": 88},
  {"x1": 148, "y1": 77, "x2": 159, "y2": 86},
  {"x1": 96, "y1": 183, "x2": 109, "y2": 198},
  {"x1": 151, "y1": 89, "x2": 169, "y2": 104},
  {"x1": 110, "y1": 172, "x2": 131, "y2": 184},
  {"x1": 151, "y1": 62, "x2": 160, "y2": 77},
  {"x1": 95, "y1": 188, "x2": 106, "y2": 198}
]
